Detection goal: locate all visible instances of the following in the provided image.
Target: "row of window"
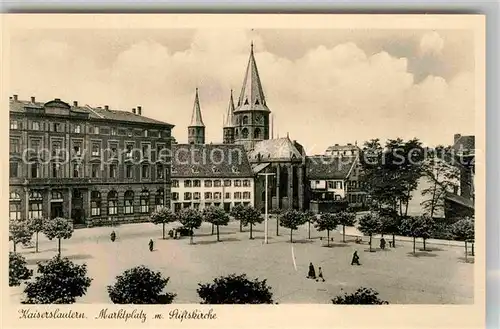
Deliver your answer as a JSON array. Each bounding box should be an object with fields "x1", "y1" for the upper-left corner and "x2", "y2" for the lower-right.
[
  {"x1": 172, "y1": 191, "x2": 252, "y2": 201},
  {"x1": 10, "y1": 161, "x2": 168, "y2": 180},
  {"x1": 9, "y1": 189, "x2": 166, "y2": 220},
  {"x1": 11, "y1": 137, "x2": 167, "y2": 159},
  {"x1": 172, "y1": 179, "x2": 251, "y2": 188},
  {"x1": 10, "y1": 119, "x2": 168, "y2": 138}
]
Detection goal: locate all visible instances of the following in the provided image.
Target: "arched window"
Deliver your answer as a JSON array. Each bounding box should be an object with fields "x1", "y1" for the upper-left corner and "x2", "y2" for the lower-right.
[
  {"x1": 242, "y1": 116, "x2": 249, "y2": 125},
  {"x1": 9, "y1": 192, "x2": 21, "y2": 220},
  {"x1": 140, "y1": 190, "x2": 150, "y2": 214},
  {"x1": 107, "y1": 191, "x2": 118, "y2": 215},
  {"x1": 124, "y1": 190, "x2": 134, "y2": 214},
  {"x1": 91, "y1": 191, "x2": 101, "y2": 216},
  {"x1": 241, "y1": 128, "x2": 248, "y2": 139},
  {"x1": 28, "y1": 191, "x2": 43, "y2": 219},
  {"x1": 254, "y1": 128, "x2": 261, "y2": 139},
  {"x1": 155, "y1": 189, "x2": 164, "y2": 211},
  {"x1": 234, "y1": 129, "x2": 239, "y2": 139}
]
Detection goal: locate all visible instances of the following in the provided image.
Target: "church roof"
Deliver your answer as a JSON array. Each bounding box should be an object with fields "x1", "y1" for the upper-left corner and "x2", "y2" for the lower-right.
[
  {"x1": 171, "y1": 144, "x2": 253, "y2": 178},
  {"x1": 306, "y1": 156, "x2": 357, "y2": 180},
  {"x1": 223, "y1": 90, "x2": 235, "y2": 128},
  {"x1": 189, "y1": 88, "x2": 205, "y2": 127},
  {"x1": 248, "y1": 137, "x2": 305, "y2": 161},
  {"x1": 235, "y1": 43, "x2": 270, "y2": 113}
]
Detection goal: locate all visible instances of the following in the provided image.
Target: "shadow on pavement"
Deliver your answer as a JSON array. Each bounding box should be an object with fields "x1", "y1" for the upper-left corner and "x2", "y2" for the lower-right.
[
  {"x1": 195, "y1": 231, "x2": 236, "y2": 237},
  {"x1": 458, "y1": 257, "x2": 475, "y2": 264},
  {"x1": 407, "y1": 252, "x2": 438, "y2": 258},
  {"x1": 292, "y1": 240, "x2": 315, "y2": 244},
  {"x1": 26, "y1": 253, "x2": 94, "y2": 265},
  {"x1": 322, "y1": 243, "x2": 350, "y2": 248},
  {"x1": 193, "y1": 237, "x2": 241, "y2": 245}
]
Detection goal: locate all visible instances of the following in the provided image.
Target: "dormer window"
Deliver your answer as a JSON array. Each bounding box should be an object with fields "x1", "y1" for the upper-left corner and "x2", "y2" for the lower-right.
[
  {"x1": 244, "y1": 98, "x2": 249, "y2": 105},
  {"x1": 255, "y1": 99, "x2": 260, "y2": 105}
]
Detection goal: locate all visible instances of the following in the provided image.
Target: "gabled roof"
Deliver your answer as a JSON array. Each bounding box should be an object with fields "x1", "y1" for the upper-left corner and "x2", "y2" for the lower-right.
[
  {"x1": 248, "y1": 137, "x2": 305, "y2": 161},
  {"x1": 171, "y1": 144, "x2": 253, "y2": 178},
  {"x1": 444, "y1": 192, "x2": 474, "y2": 210},
  {"x1": 453, "y1": 135, "x2": 475, "y2": 156},
  {"x1": 189, "y1": 88, "x2": 205, "y2": 127},
  {"x1": 9, "y1": 98, "x2": 174, "y2": 127},
  {"x1": 235, "y1": 43, "x2": 270, "y2": 113},
  {"x1": 223, "y1": 90, "x2": 235, "y2": 128},
  {"x1": 306, "y1": 155, "x2": 357, "y2": 180}
]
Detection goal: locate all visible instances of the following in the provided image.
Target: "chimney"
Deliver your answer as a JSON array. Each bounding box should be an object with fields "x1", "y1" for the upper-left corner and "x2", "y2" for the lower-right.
[
  {"x1": 335, "y1": 143, "x2": 339, "y2": 146},
  {"x1": 31, "y1": 96, "x2": 35, "y2": 103},
  {"x1": 132, "y1": 108, "x2": 136, "y2": 114},
  {"x1": 347, "y1": 143, "x2": 352, "y2": 146},
  {"x1": 73, "y1": 101, "x2": 78, "y2": 107},
  {"x1": 13, "y1": 94, "x2": 18, "y2": 101},
  {"x1": 55, "y1": 98, "x2": 60, "y2": 101},
  {"x1": 104, "y1": 105, "x2": 109, "y2": 110},
  {"x1": 454, "y1": 133, "x2": 462, "y2": 143}
]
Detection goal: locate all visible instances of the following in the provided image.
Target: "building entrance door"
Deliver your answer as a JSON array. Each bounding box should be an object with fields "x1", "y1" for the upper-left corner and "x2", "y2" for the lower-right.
[
  {"x1": 50, "y1": 202, "x2": 64, "y2": 219},
  {"x1": 71, "y1": 189, "x2": 85, "y2": 224}
]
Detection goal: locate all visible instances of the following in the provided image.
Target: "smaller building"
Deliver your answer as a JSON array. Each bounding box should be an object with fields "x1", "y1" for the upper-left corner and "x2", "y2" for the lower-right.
[
  {"x1": 170, "y1": 143, "x2": 254, "y2": 212},
  {"x1": 325, "y1": 143, "x2": 360, "y2": 157},
  {"x1": 305, "y1": 155, "x2": 357, "y2": 213}
]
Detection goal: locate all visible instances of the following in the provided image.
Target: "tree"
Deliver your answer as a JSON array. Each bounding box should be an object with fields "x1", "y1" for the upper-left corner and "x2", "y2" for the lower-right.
[
  {"x1": 150, "y1": 207, "x2": 177, "y2": 239},
  {"x1": 303, "y1": 210, "x2": 317, "y2": 239},
  {"x1": 280, "y1": 210, "x2": 307, "y2": 243},
  {"x1": 239, "y1": 206, "x2": 264, "y2": 239},
  {"x1": 230, "y1": 204, "x2": 247, "y2": 233},
  {"x1": 23, "y1": 256, "x2": 92, "y2": 304},
  {"x1": 314, "y1": 212, "x2": 339, "y2": 247},
  {"x1": 417, "y1": 215, "x2": 435, "y2": 251},
  {"x1": 9, "y1": 220, "x2": 33, "y2": 253},
  {"x1": 361, "y1": 138, "x2": 425, "y2": 217},
  {"x1": 177, "y1": 208, "x2": 203, "y2": 244},
  {"x1": 377, "y1": 208, "x2": 400, "y2": 247},
  {"x1": 332, "y1": 287, "x2": 388, "y2": 305},
  {"x1": 42, "y1": 217, "x2": 74, "y2": 257},
  {"x1": 203, "y1": 206, "x2": 230, "y2": 242},
  {"x1": 197, "y1": 274, "x2": 274, "y2": 304},
  {"x1": 338, "y1": 211, "x2": 356, "y2": 243},
  {"x1": 27, "y1": 217, "x2": 44, "y2": 253},
  {"x1": 9, "y1": 252, "x2": 33, "y2": 287},
  {"x1": 451, "y1": 217, "x2": 475, "y2": 262},
  {"x1": 357, "y1": 213, "x2": 380, "y2": 252},
  {"x1": 399, "y1": 215, "x2": 432, "y2": 254},
  {"x1": 107, "y1": 266, "x2": 176, "y2": 304}
]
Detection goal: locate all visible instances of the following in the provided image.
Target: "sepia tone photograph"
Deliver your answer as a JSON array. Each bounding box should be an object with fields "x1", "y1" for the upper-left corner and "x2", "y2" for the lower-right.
[{"x1": 2, "y1": 13, "x2": 485, "y2": 329}]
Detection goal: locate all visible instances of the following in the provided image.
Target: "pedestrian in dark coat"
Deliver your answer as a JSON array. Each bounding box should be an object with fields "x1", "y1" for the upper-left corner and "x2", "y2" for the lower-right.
[
  {"x1": 351, "y1": 251, "x2": 361, "y2": 265},
  {"x1": 307, "y1": 262, "x2": 316, "y2": 279},
  {"x1": 110, "y1": 231, "x2": 116, "y2": 242},
  {"x1": 380, "y1": 238, "x2": 386, "y2": 250},
  {"x1": 316, "y1": 267, "x2": 325, "y2": 282},
  {"x1": 149, "y1": 239, "x2": 154, "y2": 252}
]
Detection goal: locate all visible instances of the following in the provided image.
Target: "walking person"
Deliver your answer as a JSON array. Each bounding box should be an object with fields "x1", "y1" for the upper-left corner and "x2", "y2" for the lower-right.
[
  {"x1": 149, "y1": 239, "x2": 154, "y2": 252},
  {"x1": 316, "y1": 267, "x2": 325, "y2": 282},
  {"x1": 110, "y1": 230, "x2": 116, "y2": 242},
  {"x1": 307, "y1": 262, "x2": 316, "y2": 279},
  {"x1": 351, "y1": 251, "x2": 361, "y2": 266},
  {"x1": 380, "y1": 238, "x2": 386, "y2": 250}
]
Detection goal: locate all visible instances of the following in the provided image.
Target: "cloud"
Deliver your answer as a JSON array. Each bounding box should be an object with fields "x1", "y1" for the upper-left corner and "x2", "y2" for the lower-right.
[
  {"x1": 10, "y1": 29, "x2": 474, "y2": 154},
  {"x1": 419, "y1": 31, "x2": 445, "y2": 56}
]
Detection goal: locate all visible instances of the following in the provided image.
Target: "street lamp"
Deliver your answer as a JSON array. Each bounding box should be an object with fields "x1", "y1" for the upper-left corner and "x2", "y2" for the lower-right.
[{"x1": 258, "y1": 173, "x2": 275, "y2": 244}]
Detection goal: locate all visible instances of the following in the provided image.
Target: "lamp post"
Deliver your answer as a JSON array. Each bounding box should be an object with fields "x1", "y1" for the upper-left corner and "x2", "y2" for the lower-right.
[{"x1": 258, "y1": 173, "x2": 275, "y2": 244}]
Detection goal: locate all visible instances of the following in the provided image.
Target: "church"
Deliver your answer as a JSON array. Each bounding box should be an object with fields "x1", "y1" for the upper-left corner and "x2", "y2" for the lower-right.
[{"x1": 177, "y1": 43, "x2": 308, "y2": 213}]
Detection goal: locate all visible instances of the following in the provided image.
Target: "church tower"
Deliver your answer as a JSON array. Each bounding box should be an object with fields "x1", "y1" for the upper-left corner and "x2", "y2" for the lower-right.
[
  {"x1": 188, "y1": 88, "x2": 205, "y2": 144},
  {"x1": 234, "y1": 43, "x2": 271, "y2": 150},
  {"x1": 223, "y1": 90, "x2": 236, "y2": 144}
]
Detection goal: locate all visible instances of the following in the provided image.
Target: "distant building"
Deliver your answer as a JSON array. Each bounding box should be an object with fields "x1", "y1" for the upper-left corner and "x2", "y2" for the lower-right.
[
  {"x1": 444, "y1": 133, "x2": 475, "y2": 218},
  {"x1": 9, "y1": 96, "x2": 174, "y2": 226},
  {"x1": 170, "y1": 143, "x2": 254, "y2": 212},
  {"x1": 325, "y1": 142, "x2": 360, "y2": 157}
]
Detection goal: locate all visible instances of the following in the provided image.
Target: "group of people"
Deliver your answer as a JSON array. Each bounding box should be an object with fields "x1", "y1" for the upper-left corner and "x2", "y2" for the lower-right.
[{"x1": 307, "y1": 263, "x2": 325, "y2": 282}]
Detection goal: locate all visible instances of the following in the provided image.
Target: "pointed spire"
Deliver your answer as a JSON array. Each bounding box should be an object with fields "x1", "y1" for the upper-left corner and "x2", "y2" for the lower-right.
[
  {"x1": 236, "y1": 43, "x2": 269, "y2": 112},
  {"x1": 189, "y1": 88, "x2": 205, "y2": 127},
  {"x1": 224, "y1": 89, "x2": 235, "y2": 128}
]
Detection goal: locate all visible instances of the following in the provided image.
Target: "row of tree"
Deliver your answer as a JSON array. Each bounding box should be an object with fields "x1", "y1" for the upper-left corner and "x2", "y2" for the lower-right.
[
  {"x1": 9, "y1": 217, "x2": 74, "y2": 257},
  {"x1": 357, "y1": 211, "x2": 475, "y2": 259},
  {"x1": 10, "y1": 253, "x2": 387, "y2": 304}
]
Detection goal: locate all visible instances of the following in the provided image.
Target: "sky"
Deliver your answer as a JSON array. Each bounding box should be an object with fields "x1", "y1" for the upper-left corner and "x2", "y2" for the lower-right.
[{"x1": 10, "y1": 28, "x2": 475, "y2": 154}]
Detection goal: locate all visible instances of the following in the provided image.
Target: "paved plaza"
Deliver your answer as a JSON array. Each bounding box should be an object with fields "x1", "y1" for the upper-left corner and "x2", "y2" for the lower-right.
[{"x1": 10, "y1": 218, "x2": 474, "y2": 304}]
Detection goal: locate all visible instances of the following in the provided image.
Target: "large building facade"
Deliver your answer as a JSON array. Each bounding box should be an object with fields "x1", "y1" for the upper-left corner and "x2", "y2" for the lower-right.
[{"x1": 9, "y1": 96, "x2": 174, "y2": 226}]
